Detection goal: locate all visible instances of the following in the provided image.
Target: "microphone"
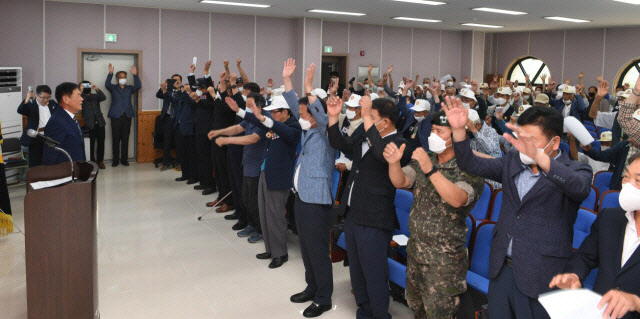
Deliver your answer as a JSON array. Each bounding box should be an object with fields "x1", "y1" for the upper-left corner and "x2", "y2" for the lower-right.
[{"x1": 27, "y1": 129, "x2": 60, "y2": 146}]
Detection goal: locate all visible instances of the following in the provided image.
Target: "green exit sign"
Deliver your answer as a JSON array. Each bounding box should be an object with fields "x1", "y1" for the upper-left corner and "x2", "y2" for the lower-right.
[
  {"x1": 104, "y1": 33, "x2": 117, "y2": 42},
  {"x1": 324, "y1": 46, "x2": 333, "y2": 54}
]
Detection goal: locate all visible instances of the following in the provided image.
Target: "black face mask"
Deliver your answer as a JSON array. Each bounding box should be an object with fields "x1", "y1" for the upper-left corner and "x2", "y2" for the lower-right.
[
  {"x1": 82, "y1": 88, "x2": 91, "y2": 94},
  {"x1": 588, "y1": 92, "x2": 596, "y2": 98}
]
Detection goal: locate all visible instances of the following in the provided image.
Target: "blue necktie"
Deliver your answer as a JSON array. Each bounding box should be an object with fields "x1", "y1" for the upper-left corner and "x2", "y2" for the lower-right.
[{"x1": 73, "y1": 116, "x2": 82, "y2": 135}]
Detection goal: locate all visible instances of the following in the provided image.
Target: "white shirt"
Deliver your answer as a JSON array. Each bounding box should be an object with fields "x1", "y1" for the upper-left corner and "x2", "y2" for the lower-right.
[
  {"x1": 37, "y1": 100, "x2": 52, "y2": 129},
  {"x1": 348, "y1": 129, "x2": 398, "y2": 206},
  {"x1": 622, "y1": 211, "x2": 640, "y2": 268}
]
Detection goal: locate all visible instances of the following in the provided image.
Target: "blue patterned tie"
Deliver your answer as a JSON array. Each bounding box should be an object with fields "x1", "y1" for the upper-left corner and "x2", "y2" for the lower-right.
[{"x1": 169, "y1": 91, "x2": 177, "y2": 119}]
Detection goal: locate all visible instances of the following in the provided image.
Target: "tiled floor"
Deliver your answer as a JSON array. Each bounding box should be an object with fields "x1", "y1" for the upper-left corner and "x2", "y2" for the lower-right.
[{"x1": 0, "y1": 163, "x2": 414, "y2": 319}]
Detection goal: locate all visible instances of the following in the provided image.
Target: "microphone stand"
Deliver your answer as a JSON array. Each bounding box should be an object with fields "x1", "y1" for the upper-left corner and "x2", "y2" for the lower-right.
[{"x1": 45, "y1": 143, "x2": 74, "y2": 182}]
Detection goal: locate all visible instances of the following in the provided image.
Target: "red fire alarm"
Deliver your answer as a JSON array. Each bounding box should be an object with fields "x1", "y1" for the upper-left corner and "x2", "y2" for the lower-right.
[{"x1": 360, "y1": 51, "x2": 365, "y2": 56}]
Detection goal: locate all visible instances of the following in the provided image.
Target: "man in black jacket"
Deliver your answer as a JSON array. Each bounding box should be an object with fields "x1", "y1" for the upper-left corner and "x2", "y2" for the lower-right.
[
  {"x1": 328, "y1": 96, "x2": 411, "y2": 319},
  {"x1": 550, "y1": 152, "x2": 640, "y2": 319},
  {"x1": 17, "y1": 85, "x2": 57, "y2": 167},
  {"x1": 80, "y1": 81, "x2": 107, "y2": 169},
  {"x1": 156, "y1": 74, "x2": 183, "y2": 171}
]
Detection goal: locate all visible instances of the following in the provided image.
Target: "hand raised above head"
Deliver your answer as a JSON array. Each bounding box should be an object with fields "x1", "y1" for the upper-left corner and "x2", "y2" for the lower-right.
[{"x1": 224, "y1": 96, "x2": 239, "y2": 112}]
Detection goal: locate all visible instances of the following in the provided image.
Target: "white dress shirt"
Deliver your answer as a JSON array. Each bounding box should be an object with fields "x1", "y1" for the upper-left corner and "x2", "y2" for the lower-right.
[
  {"x1": 622, "y1": 211, "x2": 640, "y2": 268},
  {"x1": 37, "y1": 101, "x2": 52, "y2": 129}
]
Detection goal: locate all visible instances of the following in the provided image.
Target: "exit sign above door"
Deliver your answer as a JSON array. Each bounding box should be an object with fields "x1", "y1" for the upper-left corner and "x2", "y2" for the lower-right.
[
  {"x1": 324, "y1": 46, "x2": 333, "y2": 54},
  {"x1": 104, "y1": 33, "x2": 117, "y2": 43}
]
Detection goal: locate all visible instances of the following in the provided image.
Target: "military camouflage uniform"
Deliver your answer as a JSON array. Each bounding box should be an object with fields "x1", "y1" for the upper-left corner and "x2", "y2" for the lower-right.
[{"x1": 402, "y1": 155, "x2": 484, "y2": 319}]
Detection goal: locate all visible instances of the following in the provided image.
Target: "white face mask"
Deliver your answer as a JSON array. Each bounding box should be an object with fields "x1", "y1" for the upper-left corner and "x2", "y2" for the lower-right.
[
  {"x1": 414, "y1": 116, "x2": 425, "y2": 122},
  {"x1": 298, "y1": 117, "x2": 313, "y2": 130},
  {"x1": 118, "y1": 78, "x2": 127, "y2": 85},
  {"x1": 374, "y1": 119, "x2": 387, "y2": 133},
  {"x1": 563, "y1": 99, "x2": 572, "y2": 105},
  {"x1": 619, "y1": 183, "x2": 640, "y2": 212},
  {"x1": 237, "y1": 86, "x2": 243, "y2": 92},
  {"x1": 242, "y1": 95, "x2": 248, "y2": 102},
  {"x1": 195, "y1": 90, "x2": 203, "y2": 97},
  {"x1": 425, "y1": 91, "x2": 433, "y2": 99},
  {"x1": 346, "y1": 110, "x2": 356, "y2": 120},
  {"x1": 364, "y1": 84, "x2": 370, "y2": 89},
  {"x1": 519, "y1": 138, "x2": 553, "y2": 165},
  {"x1": 447, "y1": 81, "x2": 454, "y2": 87},
  {"x1": 535, "y1": 90, "x2": 542, "y2": 96},
  {"x1": 494, "y1": 97, "x2": 507, "y2": 106},
  {"x1": 556, "y1": 92, "x2": 563, "y2": 100},
  {"x1": 523, "y1": 95, "x2": 530, "y2": 100},
  {"x1": 461, "y1": 102, "x2": 471, "y2": 109},
  {"x1": 428, "y1": 133, "x2": 450, "y2": 154}
]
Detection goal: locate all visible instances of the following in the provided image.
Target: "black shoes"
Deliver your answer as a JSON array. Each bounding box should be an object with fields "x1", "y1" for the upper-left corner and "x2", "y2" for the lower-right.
[
  {"x1": 224, "y1": 213, "x2": 239, "y2": 220},
  {"x1": 122, "y1": 161, "x2": 129, "y2": 166},
  {"x1": 186, "y1": 179, "x2": 198, "y2": 185},
  {"x1": 231, "y1": 221, "x2": 246, "y2": 231},
  {"x1": 268, "y1": 255, "x2": 288, "y2": 269},
  {"x1": 256, "y1": 252, "x2": 271, "y2": 260},
  {"x1": 303, "y1": 303, "x2": 331, "y2": 318},
  {"x1": 202, "y1": 188, "x2": 215, "y2": 196},
  {"x1": 175, "y1": 177, "x2": 189, "y2": 182},
  {"x1": 290, "y1": 291, "x2": 315, "y2": 303},
  {"x1": 112, "y1": 161, "x2": 119, "y2": 167},
  {"x1": 194, "y1": 185, "x2": 206, "y2": 190}
]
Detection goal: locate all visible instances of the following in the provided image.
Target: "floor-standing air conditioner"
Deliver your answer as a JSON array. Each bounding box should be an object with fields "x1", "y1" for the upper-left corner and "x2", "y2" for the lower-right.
[{"x1": 0, "y1": 67, "x2": 24, "y2": 184}]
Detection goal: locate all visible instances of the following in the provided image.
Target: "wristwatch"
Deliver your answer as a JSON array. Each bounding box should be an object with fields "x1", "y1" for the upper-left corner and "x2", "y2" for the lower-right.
[
  {"x1": 424, "y1": 166, "x2": 438, "y2": 178},
  {"x1": 231, "y1": 85, "x2": 238, "y2": 89}
]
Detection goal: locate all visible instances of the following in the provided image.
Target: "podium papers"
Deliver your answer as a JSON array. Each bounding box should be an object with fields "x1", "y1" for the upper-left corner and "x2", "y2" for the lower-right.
[
  {"x1": 29, "y1": 176, "x2": 72, "y2": 190},
  {"x1": 392, "y1": 234, "x2": 409, "y2": 246},
  {"x1": 539, "y1": 289, "x2": 606, "y2": 319}
]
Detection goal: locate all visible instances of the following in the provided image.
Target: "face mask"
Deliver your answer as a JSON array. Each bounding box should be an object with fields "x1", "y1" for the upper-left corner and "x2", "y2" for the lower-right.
[
  {"x1": 237, "y1": 86, "x2": 243, "y2": 92},
  {"x1": 415, "y1": 116, "x2": 425, "y2": 122},
  {"x1": 299, "y1": 117, "x2": 313, "y2": 130},
  {"x1": 365, "y1": 84, "x2": 370, "y2": 89},
  {"x1": 428, "y1": 133, "x2": 451, "y2": 154},
  {"x1": 619, "y1": 183, "x2": 640, "y2": 212},
  {"x1": 242, "y1": 95, "x2": 247, "y2": 102},
  {"x1": 118, "y1": 78, "x2": 127, "y2": 85},
  {"x1": 588, "y1": 92, "x2": 596, "y2": 98},
  {"x1": 447, "y1": 81, "x2": 454, "y2": 87},
  {"x1": 332, "y1": 78, "x2": 338, "y2": 83},
  {"x1": 196, "y1": 90, "x2": 203, "y2": 97},
  {"x1": 346, "y1": 110, "x2": 356, "y2": 120},
  {"x1": 535, "y1": 90, "x2": 542, "y2": 96},
  {"x1": 563, "y1": 99, "x2": 572, "y2": 105},
  {"x1": 425, "y1": 91, "x2": 432, "y2": 99},
  {"x1": 523, "y1": 95, "x2": 530, "y2": 100},
  {"x1": 494, "y1": 97, "x2": 507, "y2": 105},
  {"x1": 519, "y1": 138, "x2": 553, "y2": 165},
  {"x1": 461, "y1": 102, "x2": 471, "y2": 109},
  {"x1": 374, "y1": 119, "x2": 387, "y2": 133},
  {"x1": 246, "y1": 107, "x2": 253, "y2": 113}
]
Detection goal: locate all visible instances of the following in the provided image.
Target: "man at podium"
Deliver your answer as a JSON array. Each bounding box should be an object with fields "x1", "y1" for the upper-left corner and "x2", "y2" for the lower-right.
[{"x1": 42, "y1": 82, "x2": 87, "y2": 165}]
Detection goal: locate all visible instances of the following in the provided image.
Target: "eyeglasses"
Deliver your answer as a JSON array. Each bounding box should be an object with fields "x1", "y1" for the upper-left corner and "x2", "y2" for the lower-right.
[
  {"x1": 37, "y1": 95, "x2": 51, "y2": 100},
  {"x1": 271, "y1": 110, "x2": 283, "y2": 114}
]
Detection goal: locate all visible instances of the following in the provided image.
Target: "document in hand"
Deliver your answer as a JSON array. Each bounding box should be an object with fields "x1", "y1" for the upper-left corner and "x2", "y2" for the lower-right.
[
  {"x1": 538, "y1": 289, "x2": 606, "y2": 319},
  {"x1": 392, "y1": 234, "x2": 408, "y2": 246}
]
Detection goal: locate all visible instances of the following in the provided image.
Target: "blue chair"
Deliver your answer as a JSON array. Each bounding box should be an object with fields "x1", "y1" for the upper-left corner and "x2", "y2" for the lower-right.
[
  {"x1": 489, "y1": 190, "x2": 503, "y2": 222},
  {"x1": 466, "y1": 222, "x2": 495, "y2": 295},
  {"x1": 583, "y1": 269, "x2": 599, "y2": 290},
  {"x1": 573, "y1": 209, "x2": 597, "y2": 248},
  {"x1": 388, "y1": 258, "x2": 407, "y2": 289},
  {"x1": 331, "y1": 169, "x2": 342, "y2": 203},
  {"x1": 337, "y1": 233, "x2": 347, "y2": 250},
  {"x1": 394, "y1": 189, "x2": 413, "y2": 237},
  {"x1": 588, "y1": 130, "x2": 598, "y2": 138},
  {"x1": 593, "y1": 171, "x2": 613, "y2": 194},
  {"x1": 470, "y1": 183, "x2": 493, "y2": 221},
  {"x1": 599, "y1": 190, "x2": 620, "y2": 211},
  {"x1": 585, "y1": 124, "x2": 596, "y2": 131},
  {"x1": 590, "y1": 140, "x2": 601, "y2": 152},
  {"x1": 580, "y1": 186, "x2": 598, "y2": 211},
  {"x1": 466, "y1": 215, "x2": 476, "y2": 249},
  {"x1": 559, "y1": 141, "x2": 570, "y2": 154},
  {"x1": 584, "y1": 121, "x2": 595, "y2": 126}
]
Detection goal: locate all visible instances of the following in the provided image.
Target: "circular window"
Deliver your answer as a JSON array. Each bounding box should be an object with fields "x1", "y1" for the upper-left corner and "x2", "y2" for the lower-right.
[{"x1": 506, "y1": 56, "x2": 551, "y2": 88}]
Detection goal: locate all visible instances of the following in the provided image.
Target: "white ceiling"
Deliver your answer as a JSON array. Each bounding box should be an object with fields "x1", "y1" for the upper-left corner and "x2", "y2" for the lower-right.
[{"x1": 52, "y1": 0, "x2": 640, "y2": 32}]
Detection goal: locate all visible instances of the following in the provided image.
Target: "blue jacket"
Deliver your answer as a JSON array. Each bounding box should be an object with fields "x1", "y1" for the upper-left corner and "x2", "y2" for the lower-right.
[
  {"x1": 176, "y1": 92, "x2": 196, "y2": 136},
  {"x1": 453, "y1": 138, "x2": 593, "y2": 298},
  {"x1": 42, "y1": 107, "x2": 86, "y2": 165},
  {"x1": 565, "y1": 207, "x2": 640, "y2": 319},
  {"x1": 105, "y1": 73, "x2": 141, "y2": 119},
  {"x1": 243, "y1": 112, "x2": 301, "y2": 191},
  {"x1": 17, "y1": 99, "x2": 57, "y2": 146},
  {"x1": 397, "y1": 97, "x2": 431, "y2": 153},
  {"x1": 283, "y1": 89, "x2": 336, "y2": 205},
  {"x1": 549, "y1": 94, "x2": 587, "y2": 119}
]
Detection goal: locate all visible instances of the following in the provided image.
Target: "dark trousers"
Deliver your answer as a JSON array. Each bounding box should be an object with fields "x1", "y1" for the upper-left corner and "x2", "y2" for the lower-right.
[
  {"x1": 227, "y1": 145, "x2": 244, "y2": 221},
  {"x1": 295, "y1": 195, "x2": 333, "y2": 305},
  {"x1": 111, "y1": 116, "x2": 131, "y2": 163},
  {"x1": 488, "y1": 263, "x2": 550, "y2": 319},
  {"x1": 0, "y1": 163, "x2": 11, "y2": 215},
  {"x1": 257, "y1": 171, "x2": 289, "y2": 258},
  {"x1": 211, "y1": 142, "x2": 231, "y2": 203},
  {"x1": 161, "y1": 117, "x2": 176, "y2": 166},
  {"x1": 177, "y1": 132, "x2": 197, "y2": 180},
  {"x1": 27, "y1": 139, "x2": 44, "y2": 167},
  {"x1": 344, "y1": 213, "x2": 392, "y2": 319},
  {"x1": 195, "y1": 133, "x2": 214, "y2": 187},
  {"x1": 88, "y1": 125, "x2": 105, "y2": 163},
  {"x1": 242, "y1": 176, "x2": 261, "y2": 234}
]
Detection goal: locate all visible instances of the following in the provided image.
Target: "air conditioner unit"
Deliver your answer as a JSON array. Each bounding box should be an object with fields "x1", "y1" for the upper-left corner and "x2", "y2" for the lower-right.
[{"x1": 0, "y1": 67, "x2": 24, "y2": 184}]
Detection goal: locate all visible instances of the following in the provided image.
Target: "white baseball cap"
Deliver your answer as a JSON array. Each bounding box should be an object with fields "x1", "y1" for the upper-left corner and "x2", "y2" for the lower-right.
[
  {"x1": 410, "y1": 99, "x2": 431, "y2": 112},
  {"x1": 311, "y1": 88, "x2": 327, "y2": 99},
  {"x1": 398, "y1": 81, "x2": 406, "y2": 89},
  {"x1": 369, "y1": 93, "x2": 380, "y2": 100},
  {"x1": 562, "y1": 85, "x2": 577, "y2": 94},
  {"x1": 480, "y1": 83, "x2": 489, "y2": 89},
  {"x1": 514, "y1": 104, "x2": 532, "y2": 117},
  {"x1": 459, "y1": 88, "x2": 477, "y2": 101},
  {"x1": 345, "y1": 94, "x2": 362, "y2": 107},
  {"x1": 497, "y1": 87, "x2": 513, "y2": 95},
  {"x1": 263, "y1": 95, "x2": 290, "y2": 111},
  {"x1": 599, "y1": 131, "x2": 612, "y2": 142},
  {"x1": 468, "y1": 108, "x2": 480, "y2": 123}
]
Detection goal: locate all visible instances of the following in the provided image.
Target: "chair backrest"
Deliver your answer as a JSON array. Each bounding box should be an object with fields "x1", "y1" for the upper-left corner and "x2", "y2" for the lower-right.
[
  {"x1": 585, "y1": 125, "x2": 596, "y2": 132},
  {"x1": 470, "y1": 183, "x2": 492, "y2": 220},
  {"x1": 469, "y1": 222, "x2": 495, "y2": 278},
  {"x1": 588, "y1": 130, "x2": 598, "y2": 138},
  {"x1": 394, "y1": 189, "x2": 413, "y2": 237},
  {"x1": 573, "y1": 209, "x2": 597, "y2": 248},
  {"x1": 593, "y1": 171, "x2": 613, "y2": 194},
  {"x1": 559, "y1": 141, "x2": 570, "y2": 154},
  {"x1": 489, "y1": 189, "x2": 503, "y2": 222},
  {"x1": 580, "y1": 186, "x2": 598, "y2": 211},
  {"x1": 2, "y1": 137, "x2": 22, "y2": 154},
  {"x1": 599, "y1": 190, "x2": 620, "y2": 211},
  {"x1": 590, "y1": 140, "x2": 601, "y2": 152},
  {"x1": 331, "y1": 169, "x2": 341, "y2": 202},
  {"x1": 584, "y1": 121, "x2": 595, "y2": 126}
]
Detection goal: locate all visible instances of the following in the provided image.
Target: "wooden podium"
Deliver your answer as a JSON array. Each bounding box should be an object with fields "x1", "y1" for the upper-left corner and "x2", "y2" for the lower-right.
[{"x1": 24, "y1": 161, "x2": 99, "y2": 319}]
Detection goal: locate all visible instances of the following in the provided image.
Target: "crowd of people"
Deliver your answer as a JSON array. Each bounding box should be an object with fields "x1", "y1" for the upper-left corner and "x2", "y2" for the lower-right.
[{"x1": 9, "y1": 56, "x2": 640, "y2": 319}]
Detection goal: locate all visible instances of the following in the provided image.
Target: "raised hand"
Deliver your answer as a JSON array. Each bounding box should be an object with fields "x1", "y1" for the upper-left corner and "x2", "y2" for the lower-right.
[
  {"x1": 359, "y1": 95, "x2": 372, "y2": 118},
  {"x1": 503, "y1": 123, "x2": 542, "y2": 162},
  {"x1": 383, "y1": 73, "x2": 388, "y2": 80},
  {"x1": 219, "y1": 71, "x2": 226, "y2": 82},
  {"x1": 342, "y1": 89, "x2": 351, "y2": 102},
  {"x1": 130, "y1": 65, "x2": 137, "y2": 75},
  {"x1": 328, "y1": 79, "x2": 338, "y2": 95},
  {"x1": 204, "y1": 60, "x2": 212, "y2": 74},
  {"x1": 597, "y1": 74, "x2": 603, "y2": 82},
  {"x1": 224, "y1": 60, "x2": 229, "y2": 68},
  {"x1": 267, "y1": 78, "x2": 274, "y2": 88},
  {"x1": 160, "y1": 81, "x2": 167, "y2": 91},
  {"x1": 471, "y1": 80, "x2": 478, "y2": 93},
  {"x1": 189, "y1": 92, "x2": 199, "y2": 102},
  {"x1": 525, "y1": 73, "x2": 530, "y2": 82},
  {"x1": 387, "y1": 65, "x2": 394, "y2": 74},
  {"x1": 224, "y1": 96, "x2": 239, "y2": 112},
  {"x1": 383, "y1": 142, "x2": 406, "y2": 164},
  {"x1": 91, "y1": 84, "x2": 98, "y2": 90},
  {"x1": 493, "y1": 74, "x2": 499, "y2": 83},
  {"x1": 578, "y1": 72, "x2": 584, "y2": 79},
  {"x1": 411, "y1": 147, "x2": 433, "y2": 174},
  {"x1": 236, "y1": 58, "x2": 242, "y2": 66},
  {"x1": 282, "y1": 58, "x2": 296, "y2": 79},
  {"x1": 229, "y1": 72, "x2": 238, "y2": 85},
  {"x1": 368, "y1": 64, "x2": 373, "y2": 73},
  {"x1": 248, "y1": 99, "x2": 265, "y2": 122},
  {"x1": 327, "y1": 96, "x2": 343, "y2": 117},
  {"x1": 441, "y1": 96, "x2": 469, "y2": 130},
  {"x1": 260, "y1": 87, "x2": 266, "y2": 95},
  {"x1": 183, "y1": 85, "x2": 192, "y2": 93},
  {"x1": 635, "y1": 74, "x2": 640, "y2": 92},
  {"x1": 565, "y1": 78, "x2": 571, "y2": 85},
  {"x1": 207, "y1": 86, "x2": 216, "y2": 96},
  {"x1": 190, "y1": 64, "x2": 196, "y2": 73},
  {"x1": 108, "y1": 63, "x2": 114, "y2": 74},
  {"x1": 548, "y1": 273, "x2": 581, "y2": 289},
  {"x1": 304, "y1": 63, "x2": 315, "y2": 94},
  {"x1": 540, "y1": 74, "x2": 547, "y2": 83}
]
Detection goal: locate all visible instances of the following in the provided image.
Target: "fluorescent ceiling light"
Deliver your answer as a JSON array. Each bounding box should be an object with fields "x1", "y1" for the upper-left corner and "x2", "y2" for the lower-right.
[
  {"x1": 394, "y1": 17, "x2": 442, "y2": 23},
  {"x1": 392, "y1": 0, "x2": 446, "y2": 5},
  {"x1": 461, "y1": 23, "x2": 503, "y2": 29},
  {"x1": 200, "y1": 0, "x2": 271, "y2": 8},
  {"x1": 472, "y1": 7, "x2": 527, "y2": 15},
  {"x1": 307, "y1": 9, "x2": 366, "y2": 16},
  {"x1": 544, "y1": 16, "x2": 591, "y2": 23},
  {"x1": 612, "y1": 0, "x2": 640, "y2": 4}
]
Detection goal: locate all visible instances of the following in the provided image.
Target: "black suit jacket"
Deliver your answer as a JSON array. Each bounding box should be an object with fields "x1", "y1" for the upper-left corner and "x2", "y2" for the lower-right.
[
  {"x1": 565, "y1": 207, "x2": 640, "y2": 319},
  {"x1": 328, "y1": 123, "x2": 410, "y2": 231},
  {"x1": 81, "y1": 91, "x2": 107, "y2": 129},
  {"x1": 42, "y1": 108, "x2": 86, "y2": 165},
  {"x1": 17, "y1": 99, "x2": 57, "y2": 146}
]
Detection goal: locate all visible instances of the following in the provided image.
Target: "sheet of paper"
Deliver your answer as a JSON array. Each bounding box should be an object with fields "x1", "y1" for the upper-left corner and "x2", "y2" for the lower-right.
[
  {"x1": 192, "y1": 56, "x2": 197, "y2": 66},
  {"x1": 495, "y1": 106, "x2": 510, "y2": 114},
  {"x1": 538, "y1": 289, "x2": 605, "y2": 319},
  {"x1": 30, "y1": 176, "x2": 72, "y2": 190},
  {"x1": 392, "y1": 235, "x2": 409, "y2": 246}
]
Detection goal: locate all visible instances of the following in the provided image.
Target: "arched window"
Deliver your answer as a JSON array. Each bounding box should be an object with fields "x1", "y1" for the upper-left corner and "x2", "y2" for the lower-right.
[
  {"x1": 506, "y1": 56, "x2": 551, "y2": 88},
  {"x1": 616, "y1": 58, "x2": 640, "y2": 88}
]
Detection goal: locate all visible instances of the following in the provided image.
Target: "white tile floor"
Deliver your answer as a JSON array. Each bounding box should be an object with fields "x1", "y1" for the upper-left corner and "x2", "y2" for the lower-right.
[{"x1": 0, "y1": 163, "x2": 414, "y2": 319}]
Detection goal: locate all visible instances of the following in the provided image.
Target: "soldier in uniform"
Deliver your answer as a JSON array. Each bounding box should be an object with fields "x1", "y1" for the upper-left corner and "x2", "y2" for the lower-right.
[{"x1": 383, "y1": 111, "x2": 484, "y2": 319}]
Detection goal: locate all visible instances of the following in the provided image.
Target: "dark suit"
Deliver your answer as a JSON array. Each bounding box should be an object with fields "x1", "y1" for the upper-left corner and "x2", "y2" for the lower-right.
[
  {"x1": 42, "y1": 108, "x2": 86, "y2": 165},
  {"x1": 209, "y1": 91, "x2": 238, "y2": 204},
  {"x1": 188, "y1": 75, "x2": 215, "y2": 188},
  {"x1": 105, "y1": 73, "x2": 141, "y2": 164},
  {"x1": 453, "y1": 138, "x2": 593, "y2": 319},
  {"x1": 328, "y1": 123, "x2": 410, "y2": 319},
  {"x1": 156, "y1": 88, "x2": 181, "y2": 167},
  {"x1": 564, "y1": 207, "x2": 640, "y2": 319},
  {"x1": 81, "y1": 90, "x2": 107, "y2": 162},
  {"x1": 224, "y1": 91, "x2": 248, "y2": 223},
  {"x1": 176, "y1": 91, "x2": 197, "y2": 181},
  {"x1": 17, "y1": 99, "x2": 57, "y2": 167}
]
